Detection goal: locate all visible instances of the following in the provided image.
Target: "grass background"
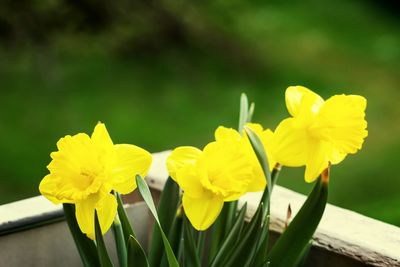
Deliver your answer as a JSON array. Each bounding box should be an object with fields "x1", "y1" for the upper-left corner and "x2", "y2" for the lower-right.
[{"x1": 1, "y1": 0, "x2": 399, "y2": 225}]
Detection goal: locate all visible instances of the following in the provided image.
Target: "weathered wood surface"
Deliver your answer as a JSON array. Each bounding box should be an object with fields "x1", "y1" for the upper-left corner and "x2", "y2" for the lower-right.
[
  {"x1": 0, "y1": 202, "x2": 149, "y2": 266},
  {"x1": 147, "y1": 151, "x2": 400, "y2": 267}
]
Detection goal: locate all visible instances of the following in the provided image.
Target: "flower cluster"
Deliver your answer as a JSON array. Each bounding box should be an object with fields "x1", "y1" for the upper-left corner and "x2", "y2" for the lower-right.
[
  {"x1": 39, "y1": 85, "x2": 367, "y2": 244},
  {"x1": 166, "y1": 86, "x2": 367, "y2": 230}
]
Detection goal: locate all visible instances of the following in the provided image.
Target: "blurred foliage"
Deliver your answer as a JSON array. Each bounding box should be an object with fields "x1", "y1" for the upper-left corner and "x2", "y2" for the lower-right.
[{"x1": 0, "y1": 0, "x2": 399, "y2": 226}]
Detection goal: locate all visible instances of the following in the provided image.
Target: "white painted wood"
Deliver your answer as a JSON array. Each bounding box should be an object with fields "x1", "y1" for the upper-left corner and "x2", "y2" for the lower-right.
[
  {"x1": 0, "y1": 202, "x2": 149, "y2": 266},
  {"x1": 147, "y1": 151, "x2": 400, "y2": 267}
]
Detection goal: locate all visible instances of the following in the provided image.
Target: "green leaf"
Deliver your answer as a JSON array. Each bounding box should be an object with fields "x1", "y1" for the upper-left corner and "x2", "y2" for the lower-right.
[
  {"x1": 160, "y1": 211, "x2": 184, "y2": 267},
  {"x1": 248, "y1": 214, "x2": 270, "y2": 266},
  {"x1": 208, "y1": 202, "x2": 229, "y2": 261},
  {"x1": 62, "y1": 204, "x2": 100, "y2": 267},
  {"x1": 224, "y1": 200, "x2": 238, "y2": 238},
  {"x1": 127, "y1": 235, "x2": 149, "y2": 267},
  {"x1": 115, "y1": 192, "x2": 136, "y2": 243},
  {"x1": 94, "y1": 211, "x2": 114, "y2": 267},
  {"x1": 210, "y1": 203, "x2": 247, "y2": 267},
  {"x1": 135, "y1": 175, "x2": 180, "y2": 267},
  {"x1": 238, "y1": 93, "x2": 249, "y2": 134},
  {"x1": 252, "y1": 168, "x2": 280, "y2": 266},
  {"x1": 148, "y1": 177, "x2": 180, "y2": 267},
  {"x1": 247, "y1": 102, "x2": 255, "y2": 123},
  {"x1": 183, "y1": 216, "x2": 201, "y2": 267},
  {"x1": 112, "y1": 213, "x2": 127, "y2": 267},
  {"x1": 245, "y1": 126, "x2": 272, "y2": 217},
  {"x1": 223, "y1": 203, "x2": 264, "y2": 267},
  {"x1": 266, "y1": 177, "x2": 328, "y2": 267}
]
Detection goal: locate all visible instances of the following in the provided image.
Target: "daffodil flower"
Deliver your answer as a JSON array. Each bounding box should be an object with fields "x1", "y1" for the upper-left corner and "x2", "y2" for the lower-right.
[
  {"x1": 39, "y1": 123, "x2": 152, "y2": 239},
  {"x1": 167, "y1": 139, "x2": 254, "y2": 230},
  {"x1": 271, "y1": 86, "x2": 368, "y2": 182},
  {"x1": 214, "y1": 123, "x2": 277, "y2": 191}
]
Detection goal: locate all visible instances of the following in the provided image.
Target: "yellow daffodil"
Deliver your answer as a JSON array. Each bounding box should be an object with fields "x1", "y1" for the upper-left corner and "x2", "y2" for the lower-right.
[
  {"x1": 39, "y1": 123, "x2": 152, "y2": 239},
  {"x1": 167, "y1": 139, "x2": 254, "y2": 230},
  {"x1": 214, "y1": 123, "x2": 277, "y2": 191},
  {"x1": 271, "y1": 86, "x2": 368, "y2": 182}
]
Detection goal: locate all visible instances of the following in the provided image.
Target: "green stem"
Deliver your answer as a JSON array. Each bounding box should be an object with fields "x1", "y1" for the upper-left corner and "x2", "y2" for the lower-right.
[
  {"x1": 196, "y1": 231, "x2": 206, "y2": 259},
  {"x1": 112, "y1": 214, "x2": 127, "y2": 267}
]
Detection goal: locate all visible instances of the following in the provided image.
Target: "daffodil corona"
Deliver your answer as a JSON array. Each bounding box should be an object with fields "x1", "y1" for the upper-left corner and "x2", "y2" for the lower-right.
[
  {"x1": 271, "y1": 86, "x2": 368, "y2": 182},
  {"x1": 167, "y1": 138, "x2": 256, "y2": 230},
  {"x1": 215, "y1": 123, "x2": 277, "y2": 191},
  {"x1": 39, "y1": 123, "x2": 152, "y2": 239}
]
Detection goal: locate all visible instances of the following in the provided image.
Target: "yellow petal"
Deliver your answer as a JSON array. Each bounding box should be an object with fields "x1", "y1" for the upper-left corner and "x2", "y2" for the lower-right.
[
  {"x1": 182, "y1": 193, "x2": 224, "y2": 231},
  {"x1": 166, "y1": 146, "x2": 202, "y2": 181},
  {"x1": 112, "y1": 144, "x2": 152, "y2": 194},
  {"x1": 245, "y1": 123, "x2": 264, "y2": 135},
  {"x1": 260, "y1": 129, "x2": 278, "y2": 170},
  {"x1": 75, "y1": 193, "x2": 98, "y2": 240},
  {"x1": 176, "y1": 165, "x2": 205, "y2": 198},
  {"x1": 91, "y1": 123, "x2": 116, "y2": 165},
  {"x1": 199, "y1": 141, "x2": 253, "y2": 199},
  {"x1": 272, "y1": 118, "x2": 310, "y2": 167},
  {"x1": 214, "y1": 126, "x2": 241, "y2": 141},
  {"x1": 75, "y1": 193, "x2": 117, "y2": 240},
  {"x1": 314, "y1": 94, "x2": 368, "y2": 154},
  {"x1": 96, "y1": 193, "x2": 118, "y2": 237},
  {"x1": 46, "y1": 133, "x2": 103, "y2": 201},
  {"x1": 304, "y1": 141, "x2": 329, "y2": 183},
  {"x1": 39, "y1": 174, "x2": 74, "y2": 204},
  {"x1": 285, "y1": 86, "x2": 324, "y2": 119}
]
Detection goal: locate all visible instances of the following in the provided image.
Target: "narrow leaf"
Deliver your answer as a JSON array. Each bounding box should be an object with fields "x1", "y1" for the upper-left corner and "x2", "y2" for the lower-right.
[
  {"x1": 208, "y1": 201, "x2": 229, "y2": 261},
  {"x1": 245, "y1": 126, "x2": 272, "y2": 218},
  {"x1": 127, "y1": 235, "x2": 149, "y2": 267},
  {"x1": 136, "y1": 175, "x2": 180, "y2": 267},
  {"x1": 63, "y1": 204, "x2": 100, "y2": 267},
  {"x1": 239, "y1": 93, "x2": 249, "y2": 134},
  {"x1": 94, "y1": 211, "x2": 114, "y2": 267},
  {"x1": 183, "y1": 216, "x2": 201, "y2": 267},
  {"x1": 148, "y1": 177, "x2": 180, "y2": 267},
  {"x1": 247, "y1": 102, "x2": 255, "y2": 123},
  {"x1": 223, "y1": 203, "x2": 264, "y2": 267},
  {"x1": 210, "y1": 203, "x2": 247, "y2": 267},
  {"x1": 160, "y1": 211, "x2": 184, "y2": 267},
  {"x1": 112, "y1": 213, "x2": 127, "y2": 267},
  {"x1": 266, "y1": 176, "x2": 328, "y2": 267},
  {"x1": 115, "y1": 192, "x2": 136, "y2": 243}
]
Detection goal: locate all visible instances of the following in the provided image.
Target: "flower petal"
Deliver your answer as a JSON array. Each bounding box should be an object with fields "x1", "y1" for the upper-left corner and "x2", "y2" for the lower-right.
[
  {"x1": 166, "y1": 146, "x2": 202, "y2": 181},
  {"x1": 272, "y1": 118, "x2": 311, "y2": 167},
  {"x1": 260, "y1": 129, "x2": 278, "y2": 170},
  {"x1": 176, "y1": 165, "x2": 204, "y2": 198},
  {"x1": 304, "y1": 142, "x2": 329, "y2": 183},
  {"x1": 285, "y1": 86, "x2": 324, "y2": 119},
  {"x1": 182, "y1": 193, "x2": 224, "y2": 231},
  {"x1": 214, "y1": 126, "x2": 241, "y2": 141},
  {"x1": 46, "y1": 134, "x2": 103, "y2": 201},
  {"x1": 314, "y1": 94, "x2": 368, "y2": 154},
  {"x1": 91, "y1": 123, "x2": 116, "y2": 166},
  {"x1": 39, "y1": 174, "x2": 74, "y2": 204},
  {"x1": 96, "y1": 193, "x2": 118, "y2": 237},
  {"x1": 112, "y1": 144, "x2": 152, "y2": 194},
  {"x1": 199, "y1": 141, "x2": 253, "y2": 199},
  {"x1": 75, "y1": 194, "x2": 97, "y2": 240},
  {"x1": 75, "y1": 193, "x2": 117, "y2": 240}
]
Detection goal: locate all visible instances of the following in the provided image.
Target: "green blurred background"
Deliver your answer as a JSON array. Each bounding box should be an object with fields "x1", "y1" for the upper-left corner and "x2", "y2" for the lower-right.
[{"x1": 1, "y1": 0, "x2": 399, "y2": 225}]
